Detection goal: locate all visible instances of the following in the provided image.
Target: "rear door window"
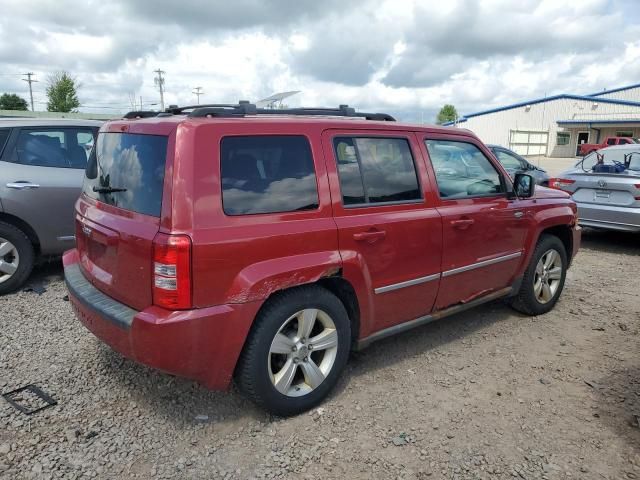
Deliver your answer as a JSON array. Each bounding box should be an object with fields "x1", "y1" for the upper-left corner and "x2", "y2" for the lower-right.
[
  {"x1": 15, "y1": 128, "x2": 96, "y2": 169},
  {"x1": 332, "y1": 137, "x2": 421, "y2": 206},
  {"x1": 220, "y1": 135, "x2": 319, "y2": 215},
  {"x1": 83, "y1": 132, "x2": 168, "y2": 217}
]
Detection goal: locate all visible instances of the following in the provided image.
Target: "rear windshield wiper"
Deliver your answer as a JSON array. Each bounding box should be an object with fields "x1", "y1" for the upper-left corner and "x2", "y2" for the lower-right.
[{"x1": 93, "y1": 186, "x2": 128, "y2": 194}]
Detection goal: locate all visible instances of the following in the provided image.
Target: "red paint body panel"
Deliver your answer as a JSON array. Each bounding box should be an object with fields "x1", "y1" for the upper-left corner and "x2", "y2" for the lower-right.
[
  {"x1": 321, "y1": 129, "x2": 443, "y2": 334},
  {"x1": 66, "y1": 115, "x2": 581, "y2": 391},
  {"x1": 64, "y1": 249, "x2": 260, "y2": 389}
]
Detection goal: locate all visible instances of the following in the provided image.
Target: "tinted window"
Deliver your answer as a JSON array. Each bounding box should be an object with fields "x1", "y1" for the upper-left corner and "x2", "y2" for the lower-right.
[
  {"x1": 220, "y1": 135, "x2": 318, "y2": 215},
  {"x1": 0, "y1": 129, "x2": 9, "y2": 156},
  {"x1": 494, "y1": 150, "x2": 525, "y2": 170},
  {"x1": 425, "y1": 140, "x2": 504, "y2": 199},
  {"x1": 606, "y1": 138, "x2": 616, "y2": 145},
  {"x1": 84, "y1": 133, "x2": 168, "y2": 217},
  {"x1": 333, "y1": 137, "x2": 420, "y2": 205},
  {"x1": 16, "y1": 128, "x2": 95, "y2": 168}
]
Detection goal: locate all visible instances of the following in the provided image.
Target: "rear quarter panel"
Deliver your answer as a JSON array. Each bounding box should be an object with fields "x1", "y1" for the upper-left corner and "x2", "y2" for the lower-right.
[{"x1": 179, "y1": 121, "x2": 342, "y2": 308}]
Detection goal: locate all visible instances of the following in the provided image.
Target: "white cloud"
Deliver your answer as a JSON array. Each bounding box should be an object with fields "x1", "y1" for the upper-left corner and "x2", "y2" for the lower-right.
[{"x1": 0, "y1": 0, "x2": 638, "y2": 122}]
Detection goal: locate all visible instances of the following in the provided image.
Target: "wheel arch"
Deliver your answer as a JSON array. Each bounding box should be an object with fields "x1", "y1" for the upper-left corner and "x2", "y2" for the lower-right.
[
  {"x1": 317, "y1": 275, "x2": 360, "y2": 348},
  {"x1": 233, "y1": 273, "x2": 362, "y2": 381},
  {"x1": 0, "y1": 212, "x2": 41, "y2": 255},
  {"x1": 539, "y1": 224, "x2": 573, "y2": 264}
]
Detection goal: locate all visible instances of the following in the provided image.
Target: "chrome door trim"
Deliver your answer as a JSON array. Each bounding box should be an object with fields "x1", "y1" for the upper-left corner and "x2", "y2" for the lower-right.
[
  {"x1": 358, "y1": 286, "x2": 514, "y2": 350},
  {"x1": 442, "y1": 251, "x2": 522, "y2": 278},
  {"x1": 374, "y1": 272, "x2": 440, "y2": 294},
  {"x1": 57, "y1": 235, "x2": 76, "y2": 242}
]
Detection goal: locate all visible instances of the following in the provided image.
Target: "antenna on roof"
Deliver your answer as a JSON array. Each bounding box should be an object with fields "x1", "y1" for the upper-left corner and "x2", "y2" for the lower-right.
[{"x1": 255, "y1": 91, "x2": 301, "y2": 109}]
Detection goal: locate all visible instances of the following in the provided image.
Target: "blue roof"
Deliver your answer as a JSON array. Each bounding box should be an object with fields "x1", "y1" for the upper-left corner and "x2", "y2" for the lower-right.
[
  {"x1": 454, "y1": 93, "x2": 640, "y2": 123},
  {"x1": 587, "y1": 83, "x2": 640, "y2": 97},
  {"x1": 441, "y1": 118, "x2": 467, "y2": 126},
  {"x1": 557, "y1": 119, "x2": 640, "y2": 125}
]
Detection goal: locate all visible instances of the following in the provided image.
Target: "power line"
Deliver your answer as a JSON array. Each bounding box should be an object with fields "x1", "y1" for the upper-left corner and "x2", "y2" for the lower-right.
[
  {"x1": 22, "y1": 72, "x2": 38, "y2": 112},
  {"x1": 192, "y1": 86, "x2": 203, "y2": 104},
  {"x1": 153, "y1": 69, "x2": 165, "y2": 111}
]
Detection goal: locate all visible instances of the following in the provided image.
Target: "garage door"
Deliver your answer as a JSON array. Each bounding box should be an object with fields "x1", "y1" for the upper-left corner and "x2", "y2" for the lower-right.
[{"x1": 509, "y1": 130, "x2": 548, "y2": 156}]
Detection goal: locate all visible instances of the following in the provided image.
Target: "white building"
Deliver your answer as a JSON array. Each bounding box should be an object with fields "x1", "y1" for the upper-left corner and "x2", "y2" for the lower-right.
[{"x1": 446, "y1": 83, "x2": 640, "y2": 157}]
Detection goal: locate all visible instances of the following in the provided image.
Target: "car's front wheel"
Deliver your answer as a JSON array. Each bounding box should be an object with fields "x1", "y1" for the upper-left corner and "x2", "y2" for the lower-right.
[
  {"x1": 0, "y1": 221, "x2": 35, "y2": 295},
  {"x1": 236, "y1": 285, "x2": 351, "y2": 416},
  {"x1": 508, "y1": 234, "x2": 567, "y2": 316}
]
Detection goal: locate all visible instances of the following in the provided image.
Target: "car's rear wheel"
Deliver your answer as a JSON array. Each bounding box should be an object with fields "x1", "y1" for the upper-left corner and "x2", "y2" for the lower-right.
[
  {"x1": 235, "y1": 285, "x2": 350, "y2": 416},
  {"x1": 0, "y1": 221, "x2": 35, "y2": 295},
  {"x1": 508, "y1": 234, "x2": 567, "y2": 316}
]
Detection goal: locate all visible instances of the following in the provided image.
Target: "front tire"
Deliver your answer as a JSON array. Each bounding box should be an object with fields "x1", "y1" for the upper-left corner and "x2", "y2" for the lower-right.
[
  {"x1": 509, "y1": 234, "x2": 567, "y2": 316},
  {"x1": 0, "y1": 221, "x2": 35, "y2": 295},
  {"x1": 235, "y1": 285, "x2": 351, "y2": 417}
]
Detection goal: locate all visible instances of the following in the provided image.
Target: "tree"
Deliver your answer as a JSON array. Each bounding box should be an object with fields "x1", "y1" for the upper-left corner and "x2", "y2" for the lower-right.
[
  {"x1": 436, "y1": 104, "x2": 458, "y2": 125},
  {"x1": 0, "y1": 93, "x2": 28, "y2": 111},
  {"x1": 46, "y1": 71, "x2": 80, "y2": 113}
]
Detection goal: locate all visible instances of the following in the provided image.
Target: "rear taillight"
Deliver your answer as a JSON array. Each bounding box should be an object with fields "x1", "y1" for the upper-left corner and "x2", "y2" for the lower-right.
[
  {"x1": 549, "y1": 178, "x2": 575, "y2": 190},
  {"x1": 152, "y1": 233, "x2": 192, "y2": 310},
  {"x1": 635, "y1": 183, "x2": 640, "y2": 200}
]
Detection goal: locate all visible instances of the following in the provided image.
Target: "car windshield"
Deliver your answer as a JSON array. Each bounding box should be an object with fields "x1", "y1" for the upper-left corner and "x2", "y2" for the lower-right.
[{"x1": 579, "y1": 149, "x2": 640, "y2": 171}]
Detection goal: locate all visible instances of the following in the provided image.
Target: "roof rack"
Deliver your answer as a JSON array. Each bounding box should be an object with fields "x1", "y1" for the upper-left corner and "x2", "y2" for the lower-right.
[
  {"x1": 123, "y1": 102, "x2": 395, "y2": 122},
  {"x1": 123, "y1": 110, "x2": 162, "y2": 119}
]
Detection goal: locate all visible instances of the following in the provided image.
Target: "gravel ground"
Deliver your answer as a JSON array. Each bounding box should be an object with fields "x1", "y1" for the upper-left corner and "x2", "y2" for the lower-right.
[{"x1": 1, "y1": 228, "x2": 639, "y2": 480}]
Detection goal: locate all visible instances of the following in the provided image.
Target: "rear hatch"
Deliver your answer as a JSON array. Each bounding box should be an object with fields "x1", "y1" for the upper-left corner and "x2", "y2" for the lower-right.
[
  {"x1": 75, "y1": 129, "x2": 171, "y2": 311},
  {"x1": 568, "y1": 173, "x2": 640, "y2": 207}
]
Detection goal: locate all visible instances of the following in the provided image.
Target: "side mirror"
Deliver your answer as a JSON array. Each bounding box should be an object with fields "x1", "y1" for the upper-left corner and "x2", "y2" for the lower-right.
[{"x1": 513, "y1": 173, "x2": 535, "y2": 198}]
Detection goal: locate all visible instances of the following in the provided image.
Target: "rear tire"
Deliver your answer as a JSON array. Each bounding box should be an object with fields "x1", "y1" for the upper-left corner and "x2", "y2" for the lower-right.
[
  {"x1": 0, "y1": 221, "x2": 35, "y2": 295},
  {"x1": 508, "y1": 234, "x2": 567, "y2": 316},
  {"x1": 235, "y1": 285, "x2": 351, "y2": 417}
]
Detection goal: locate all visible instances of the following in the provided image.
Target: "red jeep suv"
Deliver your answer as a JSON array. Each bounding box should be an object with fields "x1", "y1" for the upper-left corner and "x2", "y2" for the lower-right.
[{"x1": 64, "y1": 103, "x2": 581, "y2": 416}]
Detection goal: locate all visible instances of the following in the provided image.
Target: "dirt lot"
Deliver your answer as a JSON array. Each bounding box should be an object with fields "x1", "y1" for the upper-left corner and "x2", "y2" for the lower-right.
[{"x1": 1, "y1": 228, "x2": 639, "y2": 480}]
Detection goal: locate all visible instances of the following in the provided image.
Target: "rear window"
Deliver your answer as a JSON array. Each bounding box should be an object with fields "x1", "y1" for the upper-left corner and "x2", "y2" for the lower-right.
[
  {"x1": 220, "y1": 135, "x2": 319, "y2": 215},
  {"x1": 579, "y1": 150, "x2": 640, "y2": 171},
  {"x1": 84, "y1": 132, "x2": 168, "y2": 217}
]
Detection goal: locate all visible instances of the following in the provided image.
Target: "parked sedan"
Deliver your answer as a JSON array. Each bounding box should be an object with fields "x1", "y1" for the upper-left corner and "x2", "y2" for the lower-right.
[
  {"x1": 548, "y1": 144, "x2": 640, "y2": 232},
  {"x1": 487, "y1": 145, "x2": 550, "y2": 186},
  {"x1": 0, "y1": 118, "x2": 101, "y2": 293}
]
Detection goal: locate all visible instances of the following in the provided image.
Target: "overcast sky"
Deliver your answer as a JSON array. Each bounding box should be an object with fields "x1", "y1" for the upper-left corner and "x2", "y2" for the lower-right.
[{"x1": 1, "y1": 0, "x2": 639, "y2": 122}]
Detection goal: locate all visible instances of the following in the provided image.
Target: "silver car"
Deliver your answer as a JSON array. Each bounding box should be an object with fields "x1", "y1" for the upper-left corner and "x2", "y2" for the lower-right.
[
  {"x1": 551, "y1": 144, "x2": 640, "y2": 232},
  {"x1": 0, "y1": 118, "x2": 101, "y2": 293}
]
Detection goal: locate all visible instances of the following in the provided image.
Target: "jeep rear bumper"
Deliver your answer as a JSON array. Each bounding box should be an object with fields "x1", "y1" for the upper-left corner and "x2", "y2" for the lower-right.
[{"x1": 63, "y1": 249, "x2": 260, "y2": 390}]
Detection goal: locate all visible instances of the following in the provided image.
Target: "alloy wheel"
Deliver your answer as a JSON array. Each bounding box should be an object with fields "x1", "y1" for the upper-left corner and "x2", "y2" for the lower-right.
[
  {"x1": 268, "y1": 308, "x2": 339, "y2": 397},
  {"x1": 0, "y1": 237, "x2": 19, "y2": 284},
  {"x1": 533, "y1": 249, "x2": 562, "y2": 304}
]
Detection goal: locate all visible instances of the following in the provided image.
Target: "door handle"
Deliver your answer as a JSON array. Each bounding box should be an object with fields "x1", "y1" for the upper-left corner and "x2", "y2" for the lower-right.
[
  {"x1": 513, "y1": 211, "x2": 524, "y2": 218},
  {"x1": 353, "y1": 230, "x2": 386, "y2": 243},
  {"x1": 450, "y1": 218, "x2": 475, "y2": 229},
  {"x1": 7, "y1": 182, "x2": 40, "y2": 190}
]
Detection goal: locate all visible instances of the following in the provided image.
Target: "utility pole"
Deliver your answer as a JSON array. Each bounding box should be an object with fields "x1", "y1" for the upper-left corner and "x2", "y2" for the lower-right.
[
  {"x1": 153, "y1": 69, "x2": 165, "y2": 111},
  {"x1": 192, "y1": 86, "x2": 203, "y2": 104},
  {"x1": 22, "y1": 72, "x2": 38, "y2": 111}
]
